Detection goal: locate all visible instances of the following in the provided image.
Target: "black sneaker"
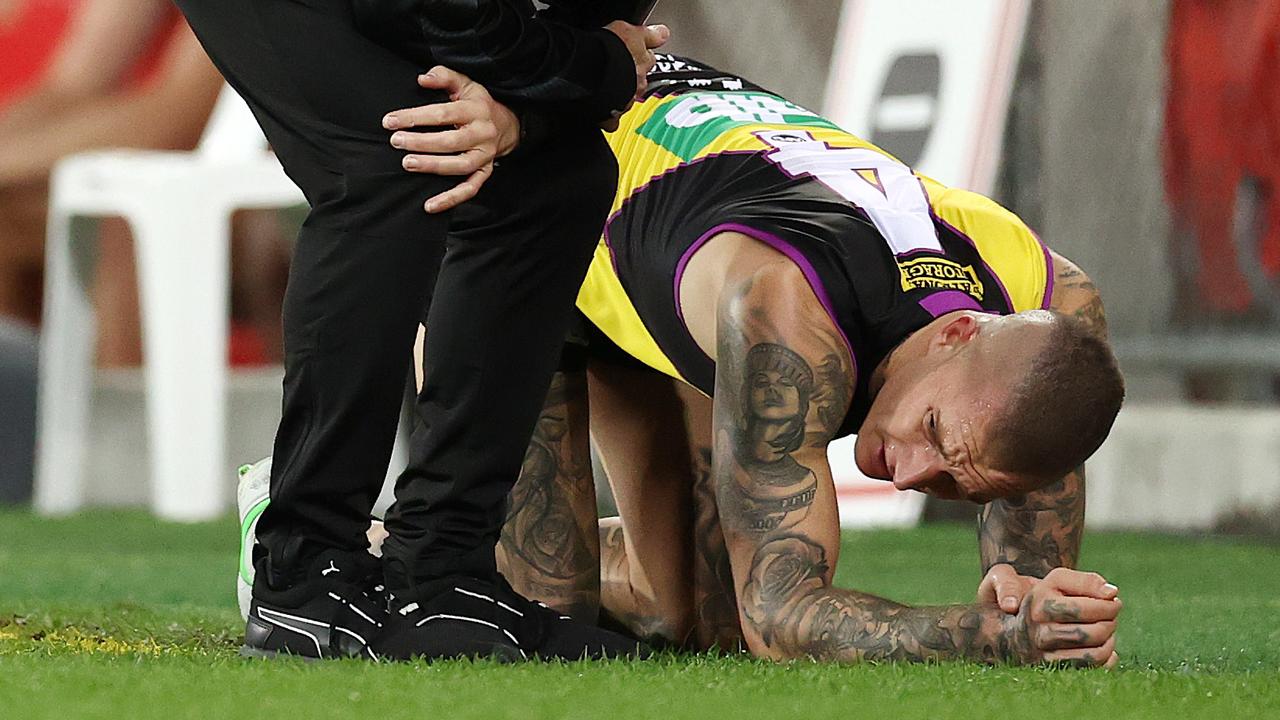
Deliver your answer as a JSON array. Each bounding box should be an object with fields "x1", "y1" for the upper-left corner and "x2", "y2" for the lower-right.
[
  {"x1": 376, "y1": 574, "x2": 527, "y2": 662},
  {"x1": 241, "y1": 549, "x2": 387, "y2": 661},
  {"x1": 375, "y1": 574, "x2": 648, "y2": 662}
]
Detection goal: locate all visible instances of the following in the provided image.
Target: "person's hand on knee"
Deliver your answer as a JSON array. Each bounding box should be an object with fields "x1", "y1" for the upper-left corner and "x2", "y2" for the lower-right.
[{"x1": 382, "y1": 66, "x2": 520, "y2": 213}]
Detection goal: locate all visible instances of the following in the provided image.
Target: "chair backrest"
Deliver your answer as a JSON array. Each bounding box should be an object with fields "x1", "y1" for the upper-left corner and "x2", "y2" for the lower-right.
[{"x1": 197, "y1": 84, "x2": 271, "y2": 162}]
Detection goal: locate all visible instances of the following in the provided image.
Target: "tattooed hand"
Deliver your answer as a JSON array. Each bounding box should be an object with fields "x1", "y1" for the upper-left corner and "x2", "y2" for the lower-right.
[{"x1": 1006, "y1": 567, "x2": 1122, "y2": 668}]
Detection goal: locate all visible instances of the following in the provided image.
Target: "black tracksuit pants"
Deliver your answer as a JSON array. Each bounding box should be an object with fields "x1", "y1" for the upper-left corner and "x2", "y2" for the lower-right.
[{"x1": 174, "y1": 0, "x2": 616, "y2": 590}]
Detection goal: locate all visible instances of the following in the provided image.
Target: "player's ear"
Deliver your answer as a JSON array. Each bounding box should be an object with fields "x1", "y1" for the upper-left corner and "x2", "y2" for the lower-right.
[{"x1": 928, "y1": 312, "x2": 981, "y2": 354}]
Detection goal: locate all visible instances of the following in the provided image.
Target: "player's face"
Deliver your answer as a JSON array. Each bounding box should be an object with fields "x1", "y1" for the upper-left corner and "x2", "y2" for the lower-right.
[
  {"x1": 853, "y1": 358, "x2": 1033, "y2": 504},
  {"x1": 748, "y1": 369, "x2": 803, "y2": 421}
]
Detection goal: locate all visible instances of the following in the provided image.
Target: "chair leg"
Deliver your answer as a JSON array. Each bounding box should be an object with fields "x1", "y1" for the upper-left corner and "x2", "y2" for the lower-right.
[
  {"x1": 133, "y1": 201, "x2": 231, "y2": 522},
  {"x1": 34, "y1": 210, "x2": 98, "y2": 516}
]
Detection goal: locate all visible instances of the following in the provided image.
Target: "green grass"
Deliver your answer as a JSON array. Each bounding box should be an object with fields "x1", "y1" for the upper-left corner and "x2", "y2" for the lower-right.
[{"x1": 1, "y1": 511, "x2": 1277, "y2": 719}]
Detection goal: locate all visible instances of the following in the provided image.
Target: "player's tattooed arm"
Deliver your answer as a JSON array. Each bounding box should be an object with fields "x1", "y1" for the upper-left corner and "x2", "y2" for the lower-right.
[
  {"x1": 978, "y1": 468, "x2": 1085, "y2": 577},
  {"x1": 975, "y1": 250, "x2": 1106, "y2": 578},
  {"x1": 740, "y1": 534, "x2": 1121, "y2": 666},
  {"x1": 712, "y1": 264, "x2": 1032, "y2": 664},
  {"x1": 741, "y1": 535, "x2": 1032, "y2": 662},
  {"x1": 497, "y1": 369, "x2": 601, "y2": 621},
  {"x1": 1049, "y1": 250, "x2": 1108, "y2": 341}
]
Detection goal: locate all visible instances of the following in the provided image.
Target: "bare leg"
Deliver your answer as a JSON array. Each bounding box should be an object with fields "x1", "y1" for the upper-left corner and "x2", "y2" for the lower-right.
[
  {"x1": 414, "y1": 327, "x2": 604, "y2": 620},
  {"x1": 596, "y1": 516, "x2": 639, "y2": 627},
  {"x1": 495, "y1": 368, "x2": 601, "y2": 621},
  {"x1": 680, "y1": 383, "x2": 743, "y2": 651},
  {"x1": 0, "y1": 181, "x2": 48, "y2": 325},
  {"x1": 587, "y1": 360, "x2": 698, "y2": 647},
  {"x1": 416, "y1": 328, "x2": 739, "y2": 645},
  {"x1": 92, "y1": 218, "x2": 143, "y2": 367}
]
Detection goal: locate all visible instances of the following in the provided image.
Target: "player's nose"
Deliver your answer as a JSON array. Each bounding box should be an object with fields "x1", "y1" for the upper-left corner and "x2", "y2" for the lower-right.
[{"x1": 891, "y1": 448, "x2": 941, "y2": 492}]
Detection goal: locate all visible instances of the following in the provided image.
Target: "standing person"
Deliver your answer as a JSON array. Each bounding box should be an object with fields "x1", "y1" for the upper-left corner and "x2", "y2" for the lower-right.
[{"x1": 172, "y1": 0, "x2": 668, "y2": 661}]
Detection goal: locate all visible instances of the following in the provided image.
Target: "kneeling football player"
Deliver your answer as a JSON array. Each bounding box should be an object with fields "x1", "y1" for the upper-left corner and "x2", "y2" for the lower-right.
[{"x1": 489, "y1": 54, "x2": 1124, "y2": 667}]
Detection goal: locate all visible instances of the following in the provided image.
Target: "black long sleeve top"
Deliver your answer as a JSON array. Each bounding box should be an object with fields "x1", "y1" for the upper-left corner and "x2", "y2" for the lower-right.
[{"x1": 352, "y1": 0, "x2": 644, "y2": 124}]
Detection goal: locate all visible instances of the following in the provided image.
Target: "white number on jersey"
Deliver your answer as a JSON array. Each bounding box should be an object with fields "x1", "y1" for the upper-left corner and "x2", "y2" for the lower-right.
[{"x1": 756, "y1": 130, "x2": 941, "y2": 256}]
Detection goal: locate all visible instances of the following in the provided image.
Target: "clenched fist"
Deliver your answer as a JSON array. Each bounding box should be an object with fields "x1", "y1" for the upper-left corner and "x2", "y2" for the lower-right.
[{"x1": 1004, "y1": 567, "x2": 1122, "y2": 668}]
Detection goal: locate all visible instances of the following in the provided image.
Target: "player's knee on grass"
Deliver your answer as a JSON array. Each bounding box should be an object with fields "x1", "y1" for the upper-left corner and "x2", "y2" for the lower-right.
[{"x1": 598, "y1": 519, "x2": 696, "y2": 647}]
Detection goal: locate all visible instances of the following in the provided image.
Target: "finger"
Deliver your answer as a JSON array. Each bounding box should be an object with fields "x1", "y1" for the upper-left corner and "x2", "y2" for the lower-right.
[
  {"x1": 978, "y1": 565, "x2": 1033, "y2": 614},
  {"x1": 635, "y1": 54, "x2": 655, "y2": 100},
  {"x1": 976, "y1": 565, "x2": 1005, "y2": 605},
  {"x1": 1042, "y1": 635, "x2": 1116, "y2": 668},
  {"x1": 1104, "y1": 651, "x2": 1120, "y2": 670},
  {"x1": 402, "y1": 149, "x2": 491, "y2": 176},
  {"x1": 383, "y1": 101, "x2": 474, "y2": 131},
  {"x1": 1033, "y1": 594, "x2": 1122, "y2": 623},
  {"x1": 1045, "y1": 568, "x2": 1119, "y2": 600},
  {"x1": 424, "y1": 164, "x2": 492, "y2": 213},
  {"x1": 392, "y1": 123, "x2": 494, "y2": 154},
  {"x1": 416, "y1": 65, "x2": 471, "y2": 97},
  {"x1": 644, "y1": 24, "x2": 670, "y2": 49},
  {"x1": 640, "y1": 48, "x2": 657, "y2": 74},
  {"x1": 989, "y1": 566, "x2": 1027, "y2": 613},
  {"x1": 1034, "y1": 620, "x2": 1116, "y2": 651},
  {"x1": 366, "y1": 520, "x2": 388, "y2": 558}
]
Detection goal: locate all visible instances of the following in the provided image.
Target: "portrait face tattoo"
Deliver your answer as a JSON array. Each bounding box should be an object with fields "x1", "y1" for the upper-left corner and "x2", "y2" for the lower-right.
[
  {"x1": 749, "y1": 369, "x2": 803, "y2": 420},
  {"x1": 741, "y1": 344, "x2": 814, "y2": 464},
  {"x1": 730, "y1": 344, "x2": 820, "y2": 533}
]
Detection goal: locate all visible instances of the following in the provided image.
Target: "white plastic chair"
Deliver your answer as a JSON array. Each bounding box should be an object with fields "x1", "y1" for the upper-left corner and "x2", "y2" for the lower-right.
[{"x1": 34, "y1": 86, "x2": 306, "y2": 521}]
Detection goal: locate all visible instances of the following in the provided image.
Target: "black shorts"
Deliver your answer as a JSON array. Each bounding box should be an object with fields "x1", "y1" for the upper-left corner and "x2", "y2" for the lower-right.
[{"x1": 561, "y1": 311, "x2": 650, "y2": 374}]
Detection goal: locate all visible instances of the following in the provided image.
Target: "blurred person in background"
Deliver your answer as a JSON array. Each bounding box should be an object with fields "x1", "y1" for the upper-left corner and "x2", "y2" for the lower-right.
[
  {"x1": 0, "y1": 0, "x2": 289, "y2": 366},
  {"x1": 1165, "y1": 0, "x2": 1280, "y2": 341}
]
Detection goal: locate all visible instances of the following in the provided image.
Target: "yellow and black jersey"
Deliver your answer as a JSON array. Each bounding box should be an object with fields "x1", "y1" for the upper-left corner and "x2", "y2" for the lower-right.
[{"x1": 576, "y1": 55, "x2": 1052, "y2": 436}]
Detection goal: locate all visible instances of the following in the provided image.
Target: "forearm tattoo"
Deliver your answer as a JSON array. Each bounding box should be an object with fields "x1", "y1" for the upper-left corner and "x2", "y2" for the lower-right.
[
  {"x1": 978, "y1": 467, "x2": 1085, "y2": 578},
  {"x1": 741, "y1": 535, "x2": 1029, "y2": 663},
  {"x1": 972, "y1": 256, "x2": 1103, "y2": 578},
  {"x1": 711, "y1": 274, "x2": 1027, "y2": 663},
  {"x1": 691, "y1": 446, "x2": 744, "y2": 650},
  {"x1": 498, "y1": 371, "x2": 600, "y2": 620}
]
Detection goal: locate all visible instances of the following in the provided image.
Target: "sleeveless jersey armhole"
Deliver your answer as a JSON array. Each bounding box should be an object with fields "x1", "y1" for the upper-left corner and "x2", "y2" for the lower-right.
[{"x1": 921, "y1": 181, "x2": 1050, "y2": 313}]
